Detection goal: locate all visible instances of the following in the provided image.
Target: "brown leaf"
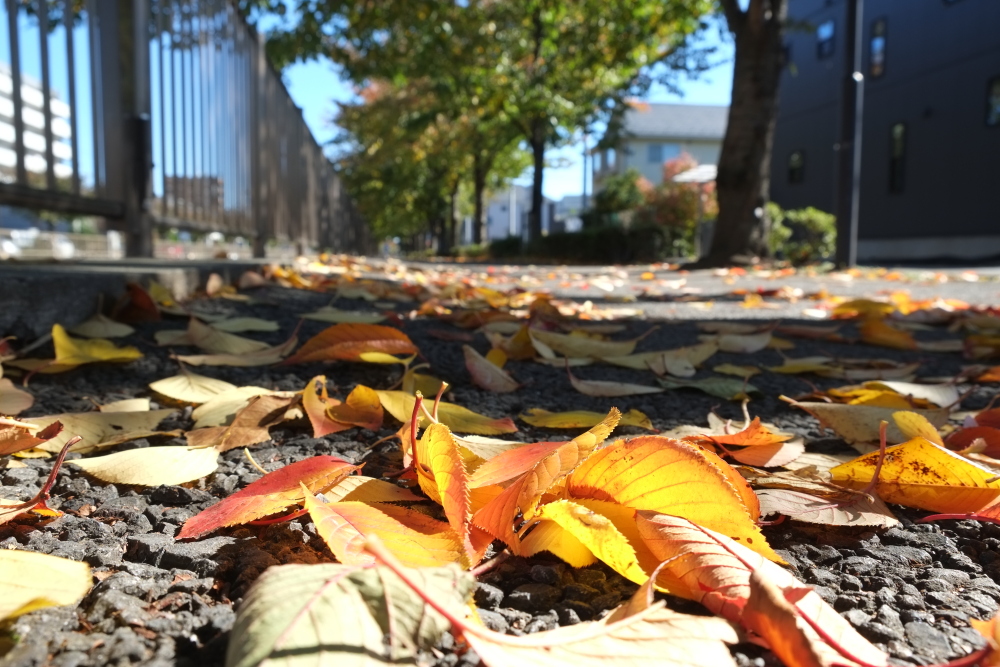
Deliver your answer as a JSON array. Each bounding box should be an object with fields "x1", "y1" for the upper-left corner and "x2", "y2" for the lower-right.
[{"x1": 186, "y1": 394, "x2": 299, "y2": 452}]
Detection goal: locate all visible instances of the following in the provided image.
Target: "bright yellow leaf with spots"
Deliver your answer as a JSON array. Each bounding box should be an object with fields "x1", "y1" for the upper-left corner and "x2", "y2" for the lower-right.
[
  {"x1": 566, "y1": 435, "x2": 780, "y2": 562},
  {"x1": 830, "y1": 438, "x2": 1000, "y2": 514},
  {"x1": 0, "y1": 550, "x2": 92, "y2": 621}
]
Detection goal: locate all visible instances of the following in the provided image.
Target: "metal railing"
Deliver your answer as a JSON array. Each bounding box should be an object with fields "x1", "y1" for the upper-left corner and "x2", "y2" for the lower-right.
[{"x1": 0, "y1": 0, "x2": 368, "y2": 256}]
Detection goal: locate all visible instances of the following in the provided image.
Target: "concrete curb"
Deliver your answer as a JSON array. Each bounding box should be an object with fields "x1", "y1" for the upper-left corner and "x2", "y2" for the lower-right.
[{"x1": 0, "y1": 259, "x2": 267, "y2": 341}]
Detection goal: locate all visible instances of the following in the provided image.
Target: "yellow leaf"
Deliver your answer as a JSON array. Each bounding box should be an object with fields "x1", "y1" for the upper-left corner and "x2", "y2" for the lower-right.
[
  {"x1": 191, "y1": 386, "x2": 281, "y2": 428},
  {"x1": 149, "y1": 371, "x2": 237, "y2": 404},
  {"x1": 830, "y1": 438, "x2": 1000, "y2": 513},
  {"x1": 699, "y1": 331, "x2": 772, "y2": 354},
  {"x1": 375, "y1": 390, "x2": 517, "y2": 435},
  {"x1": 520, "y1": 408, "x2": 653, "y2": 430},
  {"x1": 175, "y1": 336, "x2": 298, "y2": 366},
  {"x1": 30, "y1": 409, "x2": 177, "y2": 454},
  {"x1": 523, "y1": 499, "x2": 648, "y2": 584},
  {"x1": 786, "y1": 400, "x2": 949, "y2": 444},
  {"x1": 520, "y1": 517, "x2": 597, "y2": 567},
  {"x1": 566, "y1": 436, "x2": 780, "y2": 562},
  {"x1": 210, "y1": 317, "x2": 280, "y2": 333},
  {"x1": 69, "y1": 445, "x2": 220, "y2": 485},
  {"x1": 323, "y1": 476, "x2": 421, "y2": 503},
  {"x1": 859, "y1": 319, "x2": 917, "y2": 350},
  {"x1": 567, "y1": 366, "x2": 663, "y2": 397},
  {"x1": 713, "y1": 364, "x2": 761, "y2": 379},
  {"x1": 602, "y1": 341, "x2": 718, "y2": 377},
  {"x1": 11, "y1": 324, "x2": 142, "y2": 373},
  {"x1": 99, "y1": 398, "x2": 151, "y2": 412},
  {"x1": 529, "y1": 328, "x2": 649, "y2": 358},
  {"x1": 832, "y1": 298, "x2": 895, "y2": 318},
  {"x1": 298, "y1": 306, "x2": 386, "y2": 324},
  {"x1": 485, "y1": 348, "x2": 507, "y2": 368},
  {"x1": 0, "y1": 550, "x2": 91, "y2": 621},
  {"x1": 892, "y1": 410, "x2": 944, "y2": 446},
  {"x1": 304, "y1": 497, "x2": 464, "y2": 567}
]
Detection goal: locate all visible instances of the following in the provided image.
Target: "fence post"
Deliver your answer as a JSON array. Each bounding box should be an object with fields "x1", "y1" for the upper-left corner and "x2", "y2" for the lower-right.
[{"x1": 250, "y1": 32, "x2": 267, "y2": 258}]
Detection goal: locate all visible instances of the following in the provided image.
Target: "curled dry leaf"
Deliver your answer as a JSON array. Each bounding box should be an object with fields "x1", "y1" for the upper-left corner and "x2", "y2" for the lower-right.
[
  {"x1": 31, "y1": 409, "x2": 176, "y2": 454},
  {"x1": 865, "y1": 380, "x2": 959, "y2": 408},
  {"x1": 0, "y1": 420, "x2": 62, "y2": 456},
  {"x1": 658, "y1": 376, "x2": 759, "y2": 401},
  {"x1": 567, "y1": 366, "x2": 663, "y2": 397},
  {"x1": 464, "y1": 345, "x2": 519, "y2": 393},
  {"x1": 282, "y1": 323, "x2": 418, "y2": 365},
  {"x1": 830, "y1": 437, "x2": 1000, "y2": 513},
  {"x1": 756, "y1": 488, "x2": 899, "y2": 528},
  {"x1": 191, "y1": 386, "x2": 281, "y2": 428},
  {"x1": 175, "y1": 335, "x2": 298, "y2": 366},
  {"x1": 301, "y1": 375, "x2": 349, "y2": 437},
  {"x1": 186, "y1": 394, "x2": 300, "y2": 452},
  {"x1": 178, "y1": 455, "x2": 359, "y2": 539},
  {"x1": 298, "y1": 306, "x2": 386, "y2": 324},
  {"x1": 327, "y1": 385, "x2": 384, "y2": 431},
  {"x1": 0, "y1": 550, "x2": 92, "y2": 621},
  {"x1": 602, "y1": 341, "x2": 718, "y2": 376},
  {"x1": 149, "y1": 371, "x2": 237, "y2": 404},
  {"x1": 860, "y1": 319, "x2": 917, "y2": 350},
  {"x1": 376, "y1": 390, "x2": 517, "y2": 435},
  {"x1": 157, "y1": 318, "x2": 272, "y2": 355},
  {"x1": 69, "y1": 445, "x2": 220, "y2": 486},
  {"x1": 528, "y1": 328, "x2": 649, "y2": 359}
]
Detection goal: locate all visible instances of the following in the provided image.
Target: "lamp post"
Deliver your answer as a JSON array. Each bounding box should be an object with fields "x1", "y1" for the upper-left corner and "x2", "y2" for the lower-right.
[{"x1": 835, "y1": 0, "x2": 865, "y2": 267}]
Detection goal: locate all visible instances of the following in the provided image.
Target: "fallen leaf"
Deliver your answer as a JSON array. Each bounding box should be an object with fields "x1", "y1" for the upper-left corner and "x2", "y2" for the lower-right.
[
  {"x1": 305, "y1": 497, "x2": 465, "y2": 567},
  {"x1": 529, "y1": 328, "x2": 650, "y2": 358},
  {"x1": 301, "y1": 375, "x2": 349, "y2": 437},
  {"x1": 713, "y1": 364, "x2": 761, "y2": 379},
  {"x1": 520, "y1": 408, "x2": 653, "y2": 431},
  {"x1": 186, "y1": 394, "x2": 299, "y2": 452},
  {"x1": 327, "y1": 385, "x2": 384, "y2": 431},
  {"x1": 859, "y1": 319, "x2": 917, "y2": 350},
  {"x1": 0, "y1": 420, "x2": 62, "y2": 456},
  {"x1": 298, "y1": 306, "x2": 386, "y2": 324},
  {"x1": 567, "y1": 366, "x2": 663, "y2": 397},
  {"x1": 149, "y1": 371, "x2": 237, "y2": 404},
  {"x1": 0, "y1": 378, "x2": 33, "y2": 415},
  {"x1": 9, "y1": 324, "x2": 142, "y2": 373},
  {"x1": 416, "y1": 423, "x2": 481, "y2": 562},
  {"x1": 30, "y1": 410, "x2": 176, "y2": 454},
  {"x1": 699, "y1": 331, "x2": 772, "y2": 353},
  {"x1": 691, "y1": 417, "x2": 792, "y2": 448},
  {"x1": 893, "y1": 410, "x2": 945, "y2": 446},
  {"x1": 864, "y1": 381, "x2": 959, "y2": 408},
  {"x1": 830, "y1": 437, "x2": 1000, "y2": 513},
  {"x1": 743, "y1": 571, "x2": 827, "y2": 667},
  {"x1": 69, "y1": 445, "x2": 220, "y2": 486},
  {"x1": 157, "y1": 318, "x2": 272, "y2": 355},
  {"x1": 376, "y1": 390, "x2": 517, "y2": 435},
  {"x1": 635, "y1": 512, "x2": 888, "y2": 667},
  {"x1": 191, "y1": 386, "x2": 282, "y2": 428},
  {"x1": 226, "y1": 562, "x2": 471, "y2": 667},
  {"x1": 658, "y1": 376, "x2": 759, "y2": 401},
  {"x1": 99, "y1": 398, "x2": 151, "y2": 412},
  {"x1": 323, "y1": 476, "x2": 422, "y2": 503},
  {"x1": 602, "y1": 341, "x2": 718, "y2": 377},
  {"x1": 68, "y1": 313, "x2": 135, "y2": 338},
  {"x1": 210, "y1": 317, "x2": 280, "y2": 333},
  {"x1": 756, "y1": 488, "x2": 899, "y2": 528},
  {"x1": 282, "y1": 323, "x2": 417, "y2": 365},
  {"x1": 566, "y1": 436, "x2": 779, "y2": 561},
  {"x1": 727, "y1": 440, "x2": 806, "y2": 468},
  {"x1": 464, "y1": 345, "x2": 519, "y2": 393},
  {"x1": 177, "y1": 456, "x2": 359, "y2": 539},
  {"x1": 0, "y1": 550, "x2": 92, "y2": 621},
  {"x1": 786, "y1": 400, "x2": 949, "y2": 444},
  {"x1": 175, "y1": 335, "x2": 298, "y2": 366}
]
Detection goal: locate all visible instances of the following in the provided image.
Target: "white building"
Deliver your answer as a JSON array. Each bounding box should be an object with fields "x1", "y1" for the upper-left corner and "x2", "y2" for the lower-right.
[
  {"x1": 485, "y1": 184, "x2": 554, "y2": 241},
  {"x1": 593, "y1": 103, "x2": 728, "y2": 187},
  {"x1": 0, "y1": 64, "x2": 74, "y2": 184}
]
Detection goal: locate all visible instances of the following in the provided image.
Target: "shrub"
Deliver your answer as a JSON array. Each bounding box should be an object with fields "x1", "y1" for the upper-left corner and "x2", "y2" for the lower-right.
[
  {"x1": 488, "y1": 223, "x2": 668, "y2": 263},
  {"x1": 767, "y1": 202, "x2": 836, "y2": 265}
]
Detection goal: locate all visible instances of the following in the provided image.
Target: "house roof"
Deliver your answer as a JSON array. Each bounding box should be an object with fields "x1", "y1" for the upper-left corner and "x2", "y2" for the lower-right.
[{"x1": 616, "y1": 103, "x2": 729, "y2": 141}]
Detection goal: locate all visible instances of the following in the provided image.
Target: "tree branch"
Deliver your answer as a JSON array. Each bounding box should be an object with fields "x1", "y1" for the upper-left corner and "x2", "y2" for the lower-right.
[{"x1": 718, "y1": 0, "x2": 745, "y2": 34}]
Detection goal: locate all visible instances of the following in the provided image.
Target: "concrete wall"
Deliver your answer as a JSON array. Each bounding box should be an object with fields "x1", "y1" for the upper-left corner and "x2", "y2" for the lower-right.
[{"x1": 771, "y1": 0, "x2": 1000, "y2": 261}]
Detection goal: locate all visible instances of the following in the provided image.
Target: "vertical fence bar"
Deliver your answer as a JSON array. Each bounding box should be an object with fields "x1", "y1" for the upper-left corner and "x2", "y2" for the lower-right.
[
  {"x1": 64, "y1": 0, "x2": 80, "y2": 193},
  {"x1": 37, "y1": 0, "x2": 56, "y2": 190},
  {"x1": 5, "y1": 0, "x2": 26, "y2": 184}
]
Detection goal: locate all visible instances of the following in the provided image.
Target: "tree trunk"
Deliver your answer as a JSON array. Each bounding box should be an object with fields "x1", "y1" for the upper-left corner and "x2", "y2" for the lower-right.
[
  {"x1": 447, "y1": 185, "x2": 458, "y2": 254},
  {"x1": 473, "y1": 154, "x2": 488, "y2": 245},
  {"x1": 699, "y1": 1, "x2": 787, "y2": 267},
  {"x1": 528, "y1": 119, "x2": 546, "y2": 242}
]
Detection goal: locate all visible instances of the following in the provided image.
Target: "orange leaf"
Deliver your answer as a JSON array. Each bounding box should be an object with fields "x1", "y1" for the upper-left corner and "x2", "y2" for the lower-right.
[
  {"x1": 689, "y1": 417, "x2": 793, "y2": 447},
  {"x1": 304, "y1": 498, "x2": 465, "y2": 567},
  {"x1": 567, "y1": 436, "x2": 778, "y2": 561},
  {"x1": 728, "y1": 440, "x2": 805, "y2": 467},
  {"x1": 177, "y1": 455, "x2": 358, "y2": 539},
  {"x1": 326, "y1": 385, "x2": 383, "y2": 431},
  {"x1": 946, "y1": 426, "x2": 1000, "y2": 454},
  {"x1": 635, "y1": 512, "x2": 888, "y2": 667},
  {"x1": 301, "y1": 375, "x2": 350, "y2": 437},
  {"x1": 0, "y1": 420, "x2": 63, "y2": 456},
  {"x1": 859, "y1": 319, "x2": 917, "y2": 350},
  {"x1": 471, "y1": 408, "x2": 621, "y2": 552},
  {"x1": 282, "y1": 323, "x2": 418, "y2": 364},
  {"x1": 744, "y1": 571, "x2": 826, "y2": 667},
  {"x1": 978, "y1": 408, "x2": 1000, "y2": 429}
]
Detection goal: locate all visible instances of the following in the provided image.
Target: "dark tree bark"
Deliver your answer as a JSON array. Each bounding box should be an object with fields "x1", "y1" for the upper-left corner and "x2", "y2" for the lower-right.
[
  {"x1": 447, "y1": 183, "x2": 458, "y2": 253},
  {"x1": 697, "y1": 0, "x2": 788, "y2": 267},
  {"x1": 472, "y1": 153, "x2": 489, "y2": 245},
  {"x1": 528, "y1": 118, "x2": 546, "y2": 242}
]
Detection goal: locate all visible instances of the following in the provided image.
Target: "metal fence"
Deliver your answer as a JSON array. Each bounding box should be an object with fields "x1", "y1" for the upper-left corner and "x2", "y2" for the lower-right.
[{"x1": 0, "y1": 0, "x2": 368, "y2": 257}]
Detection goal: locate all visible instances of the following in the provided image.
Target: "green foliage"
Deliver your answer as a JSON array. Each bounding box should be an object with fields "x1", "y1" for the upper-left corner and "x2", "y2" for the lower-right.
[
  {"x1": 767, "y1": 202, "x2": 837, "y2": 265},
  {"x1": 490, "y1": 224, "x2": 669, "y2": 264},
  {"x1": 593, "y1": 169, "x2": 647, "y2": 216}
]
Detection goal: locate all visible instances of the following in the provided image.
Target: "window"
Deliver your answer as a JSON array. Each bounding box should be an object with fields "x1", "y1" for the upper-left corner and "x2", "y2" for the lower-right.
[
  {"x1": 987, "y1": 76, "x2": 1000, "y2": 126},
  {"x1": 869, "y1": 18, "x2": 887, "y2": 78},
  {"x1": 817, "y1": 19, "x2": 835, "y2": 59},
  {"x1": 648, "y1": 144, "x2": 663, "y2": 163},
  {"x1": 788, "y1": 151, "x2": 805, "y2": 184},
  {"x1": 607, "y1": 149, "x2": 616, "y2": 168},
  {"x1": 594, "y1": 152, "x2": 602, "y2": 171},
  {"x1": 889, "y1": 123, "x2": 906, "y2": 193}
]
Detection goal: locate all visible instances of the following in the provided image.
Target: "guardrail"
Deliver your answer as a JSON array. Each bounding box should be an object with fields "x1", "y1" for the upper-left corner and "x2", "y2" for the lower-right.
[{"x1": 0, "y1": 0, "x2": 368, "y2": 256}]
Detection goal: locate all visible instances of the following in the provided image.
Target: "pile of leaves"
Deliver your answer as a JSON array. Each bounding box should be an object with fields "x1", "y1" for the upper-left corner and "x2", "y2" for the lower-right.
[{"x1": 6, "y1": 258, "x2": 1000, "y2": 667}]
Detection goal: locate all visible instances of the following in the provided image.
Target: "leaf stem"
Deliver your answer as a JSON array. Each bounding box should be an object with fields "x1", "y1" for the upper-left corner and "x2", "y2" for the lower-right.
[{"x1": 410, "y1": 393, "x2": 424, "y2": 474}]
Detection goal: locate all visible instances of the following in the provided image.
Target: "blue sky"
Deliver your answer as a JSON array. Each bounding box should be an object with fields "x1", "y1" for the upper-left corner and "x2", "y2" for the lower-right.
[{"x1": 283, "y1": 30, "x2": 736, "y2": 202}]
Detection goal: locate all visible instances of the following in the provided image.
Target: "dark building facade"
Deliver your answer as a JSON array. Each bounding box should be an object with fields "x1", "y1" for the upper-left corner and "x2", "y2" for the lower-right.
[{"x1": 770, "y1": 0, "x2": 1000, "y2": 262}]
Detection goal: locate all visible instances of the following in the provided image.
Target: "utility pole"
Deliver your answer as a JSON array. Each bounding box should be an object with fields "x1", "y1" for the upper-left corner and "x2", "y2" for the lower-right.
[
  {"x1": 835, "y1": 0, "x2": 865, "y2": 267},
  {"x1": 581, "y1": 133, "x2": 589, "y2": 210}
]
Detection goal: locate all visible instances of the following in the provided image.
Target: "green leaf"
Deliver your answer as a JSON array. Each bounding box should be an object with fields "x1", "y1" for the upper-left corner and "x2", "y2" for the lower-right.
[
  {"x1": 226, "y1": 563, "x2": 474, "y2": 667},
  {"x1": 656, "y1": 376, "x2": 761, "y2": 401}
]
